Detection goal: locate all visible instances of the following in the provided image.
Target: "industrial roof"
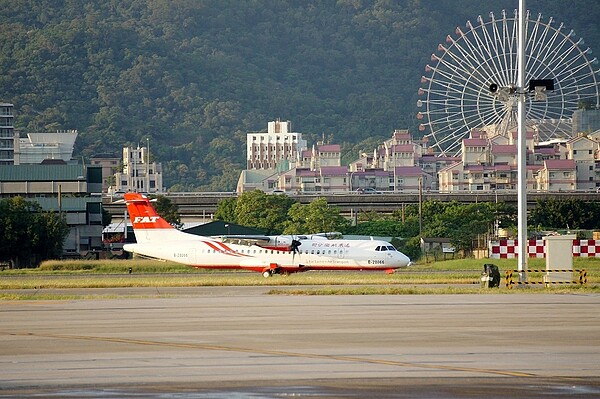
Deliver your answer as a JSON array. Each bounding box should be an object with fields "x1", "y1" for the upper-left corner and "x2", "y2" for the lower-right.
[{"x1": 0, "y1": 164, "x2": 86, "y2": 181}]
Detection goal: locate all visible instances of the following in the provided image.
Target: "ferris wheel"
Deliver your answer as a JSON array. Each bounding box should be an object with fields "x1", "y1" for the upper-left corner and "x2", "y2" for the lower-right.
[{"x1": 417, "y1": 9, "x2": 600, "y2": 156}]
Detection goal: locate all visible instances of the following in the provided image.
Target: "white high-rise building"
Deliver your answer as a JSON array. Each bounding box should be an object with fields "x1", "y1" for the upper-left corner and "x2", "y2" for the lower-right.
[
  {"x1": 246, "y1": 120, "x2": 307, "y2": 170},
  {"x1": 111, "y1": 145, "x2": 163, "y2": 194},
  {"x1": 14, "y1": 131, "x2": 78, "y2": 164}
]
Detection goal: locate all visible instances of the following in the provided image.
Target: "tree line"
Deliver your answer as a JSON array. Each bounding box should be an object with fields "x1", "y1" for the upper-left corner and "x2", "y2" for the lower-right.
[
  {"x1": 215, "y1": 191, "x2": 349, "y2": 236},
  {"x1": 2, "y1": 194, "x2": 599, "y2": 267},
  {"x1": 0, "y1": 197, "x2": 69, "y2": 268},
  {"x1": 214, "y1": 195, "x2": 600, "y2": 260}
]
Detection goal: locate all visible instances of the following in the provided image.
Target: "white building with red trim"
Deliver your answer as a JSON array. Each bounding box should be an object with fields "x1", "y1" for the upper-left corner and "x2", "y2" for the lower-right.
[{"x1": 239, "y1": 120, "x2": 600, "y2": 194}]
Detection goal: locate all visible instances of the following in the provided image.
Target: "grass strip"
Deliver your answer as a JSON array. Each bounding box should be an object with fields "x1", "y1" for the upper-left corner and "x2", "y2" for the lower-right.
[{"x1": 0, "y1": 258, "x2": 597, "y2": 296}]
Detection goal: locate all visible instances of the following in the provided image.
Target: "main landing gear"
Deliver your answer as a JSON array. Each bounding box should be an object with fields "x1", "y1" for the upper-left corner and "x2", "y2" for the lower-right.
[
  {"x1": 262, "y1": 263, "x2": 305, "y2": 278},
  {"x1": 262, "y1": 263, "x2": 280, "y2": 278},
  {"x1": 262, "y1": 270, "x2": 273, "y2": 278},
  {"x1": 262, "y1": 263, "x2": 292, "y2": 278}
]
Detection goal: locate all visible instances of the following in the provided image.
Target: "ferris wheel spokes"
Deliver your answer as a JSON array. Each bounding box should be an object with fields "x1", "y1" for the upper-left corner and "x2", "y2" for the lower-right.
[{"x1": 417, "y1": 9, "x2": 600, "y2": 153}]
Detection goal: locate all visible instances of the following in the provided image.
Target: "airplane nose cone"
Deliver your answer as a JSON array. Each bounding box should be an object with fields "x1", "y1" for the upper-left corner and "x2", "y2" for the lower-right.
[{"x1": 396, "y1": 252, "x2": 411, "y2": 267}]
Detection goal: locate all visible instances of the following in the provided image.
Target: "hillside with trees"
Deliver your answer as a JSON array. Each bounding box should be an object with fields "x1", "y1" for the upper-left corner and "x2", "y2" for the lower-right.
[{"x1": 1, "y1": 0, "x2": 599, "y2": 190}]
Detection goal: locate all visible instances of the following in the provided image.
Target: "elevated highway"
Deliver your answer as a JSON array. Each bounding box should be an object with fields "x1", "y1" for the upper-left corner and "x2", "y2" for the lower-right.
[{"x1": 103, "y1": 191, "x2": 599, "y2": 221}]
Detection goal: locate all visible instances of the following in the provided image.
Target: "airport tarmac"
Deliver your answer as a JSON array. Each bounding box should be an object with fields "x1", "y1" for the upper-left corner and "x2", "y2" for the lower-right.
[{"x1": 1, "y1": 291, "x2": 599, "y2": 398}]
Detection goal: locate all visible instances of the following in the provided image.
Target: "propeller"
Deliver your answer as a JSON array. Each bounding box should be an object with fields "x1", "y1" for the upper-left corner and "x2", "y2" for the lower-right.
[
  {"x1": 290, "y1": 238, "x2": 301, "y2": 254},
  {"x1": 290, "y1": 237, "x2": 302, "y2": 264}
]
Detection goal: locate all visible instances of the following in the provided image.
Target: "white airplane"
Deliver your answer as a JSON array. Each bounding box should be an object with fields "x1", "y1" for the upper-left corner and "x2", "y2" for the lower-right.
[{"x1": 123, "y1": 192, "x2": 411, "y2": 277}]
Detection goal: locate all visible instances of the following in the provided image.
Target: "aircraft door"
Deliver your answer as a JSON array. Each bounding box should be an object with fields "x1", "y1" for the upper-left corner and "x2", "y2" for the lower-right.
[{"x1": 188, "y1": 248, "x2": 196, "y2": 265}]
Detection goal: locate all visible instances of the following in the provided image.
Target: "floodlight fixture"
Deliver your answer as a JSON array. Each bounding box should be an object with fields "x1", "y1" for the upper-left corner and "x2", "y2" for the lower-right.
[{"x1": 529, "y1": 79, "x2": 554, "y2": 102}]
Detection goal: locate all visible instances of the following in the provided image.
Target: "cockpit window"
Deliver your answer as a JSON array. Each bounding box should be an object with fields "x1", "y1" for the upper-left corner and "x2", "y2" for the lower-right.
[{"x1": 375, "y1": 245, "x2": 398, "y2": 251}]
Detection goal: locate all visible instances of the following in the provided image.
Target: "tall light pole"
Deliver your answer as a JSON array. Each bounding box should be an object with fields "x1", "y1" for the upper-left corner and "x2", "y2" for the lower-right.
[
  {"x1": 418, "y1": 175, "x2": 423, "y2": 236},
  {"x1": 146, "y1": 137, "x2": 150, "y2": 193},
  {"x1": 517, "y1": 0, "x2": 528, "y2": 281}
]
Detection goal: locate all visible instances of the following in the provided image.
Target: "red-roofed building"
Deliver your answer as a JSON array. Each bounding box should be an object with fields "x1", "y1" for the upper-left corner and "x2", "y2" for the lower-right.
[
  {"x1": 298, "y1": 143, "x2": 341, "y2": 169},
  {"x1": 536, "y1": 159, "x2": 576, "y2": 191},
  {"x1": 567, "y1": 135, "x2": 598, "y2": 191},
  {"x1": 507, "y1": 128, "x2": 537, "y2": 150},
  {"x1": 349, "y1": 169, "x2": 392, "y2": 192},
  {"x1": 319, "y1": 166, "x2": 349, "y2": 192},
  {"x1": 490, "y1": 144, "x2": 517, "y2": 165},
  {"x1": 438, "y1": 161, "x2": 463, "y2": 192},
  {"x1": 378, "y1": 130, "x2": 423, "y2": 170},
  {"x1": 391, "y1": 129, "x2": 412, "y2": 144},
  {"x1": 241, "y1": 119, "x2": 599, "y2": 194},
  {"x1": 393, "y1": 166, "x2": 433, "y2": 192},
  {"x1": 470, "y1": 129, "x2": 487, "y2": 139},
  {"x1": 315, "y1": 144, "x2": 341, "y2": 168},
  {"x1": 275, "y1": 166, "x2": 350, "y2": 193},
  {"x1": 462, "y1": 138, "x2": 489, "y2": 165},
  {"x1": 439, "y1": 160, "x2": 541, "y2": 192},
  {"x1": 349, "y1": 152, "x2": 372, "y2": 173},
  {"x1": 532, "y1": 143, "x2": 564, "y2": 164}
]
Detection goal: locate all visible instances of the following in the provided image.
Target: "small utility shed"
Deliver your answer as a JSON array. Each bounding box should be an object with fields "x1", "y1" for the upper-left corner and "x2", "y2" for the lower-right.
[{"x1": 420, "y1": 237, "x2": 455, "y2": 261}]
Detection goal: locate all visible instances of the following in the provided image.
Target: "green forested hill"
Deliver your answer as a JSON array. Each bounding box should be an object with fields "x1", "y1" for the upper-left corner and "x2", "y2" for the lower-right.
[{"x1": 1, "y1": 0, "x2": 599, "y2": 190}]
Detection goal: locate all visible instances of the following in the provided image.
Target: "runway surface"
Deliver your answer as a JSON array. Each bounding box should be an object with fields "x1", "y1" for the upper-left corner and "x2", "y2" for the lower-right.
[{"x1": 1, "y1": 289, "x2": 599, "y2": 398}]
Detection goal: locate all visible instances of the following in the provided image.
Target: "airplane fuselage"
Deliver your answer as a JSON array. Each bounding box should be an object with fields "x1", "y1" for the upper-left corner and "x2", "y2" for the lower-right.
[{"x1": 124, "y1": 236, "x2": 409, "y2": 274}]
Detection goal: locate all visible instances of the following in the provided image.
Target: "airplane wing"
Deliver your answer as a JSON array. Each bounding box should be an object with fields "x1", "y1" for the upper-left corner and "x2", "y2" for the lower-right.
[
  {"x1": 215, "y1": 234, "x2": 298, "y2": 251},
  {"x1": 310, "y1": 232, "x2": 342, "y2": 239},
  {"x1": 216, "y1": 235, "x2": 275, "y2": 246}
]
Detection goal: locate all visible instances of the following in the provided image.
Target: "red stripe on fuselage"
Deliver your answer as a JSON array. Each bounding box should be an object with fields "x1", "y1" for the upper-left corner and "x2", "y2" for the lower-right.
[
  {"x1": 260, "y1": 245, "x2": 293, "y2": 252},
  {"x1": 213, "y1": 241, "x2": 235, "y2": 252},
  {"x1": 202, "y1": 241, "x2": 248, "y2": 257}
]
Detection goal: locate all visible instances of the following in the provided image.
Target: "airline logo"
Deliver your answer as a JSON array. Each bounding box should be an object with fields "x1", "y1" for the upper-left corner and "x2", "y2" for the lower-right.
[{"x1": 134, "y1": 216, "x2": 160, "y2": 224}]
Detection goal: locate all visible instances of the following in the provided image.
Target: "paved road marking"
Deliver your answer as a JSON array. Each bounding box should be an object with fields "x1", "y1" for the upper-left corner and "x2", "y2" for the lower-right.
[{"x1": 10, "y1": 331, "x2": 541, "y2": 379}]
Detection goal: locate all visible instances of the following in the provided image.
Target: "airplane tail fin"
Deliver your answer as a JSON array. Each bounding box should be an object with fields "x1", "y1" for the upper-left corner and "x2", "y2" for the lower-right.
[{"x1": 124, "y1": 192, "x2": 186, "y2": 243}]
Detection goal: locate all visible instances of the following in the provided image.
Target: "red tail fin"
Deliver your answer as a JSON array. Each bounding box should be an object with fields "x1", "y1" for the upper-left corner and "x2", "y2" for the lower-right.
[{"x1": 124, "y1": 193, "x2": 173, "y2": 230}]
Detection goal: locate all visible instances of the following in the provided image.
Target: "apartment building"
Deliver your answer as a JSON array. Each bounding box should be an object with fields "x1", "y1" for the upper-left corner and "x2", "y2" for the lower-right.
[
  {"x1": 536, "y1": 159, "x2": 577, "y2": 191},
  {"x1": 0, "y1": 102, "x2": 14, "y2": 164},
  {"x1": 239, "y1": 118, "x2": 600, "y2": 194},
  {"x1": 246, "y1": 120, "x2": 307, "y2": 170},
  {"x1": 111, "y1": 145, "x2": 163, "y2": 194},
  {"x1": 567, "y1": 135, "x2": 598, "y2": 190}
]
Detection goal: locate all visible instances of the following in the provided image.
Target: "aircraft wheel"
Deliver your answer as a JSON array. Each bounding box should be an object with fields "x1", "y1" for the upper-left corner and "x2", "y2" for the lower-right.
[{"x1": 262, "y1": 270, "x2": 272, "y2": 278}]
